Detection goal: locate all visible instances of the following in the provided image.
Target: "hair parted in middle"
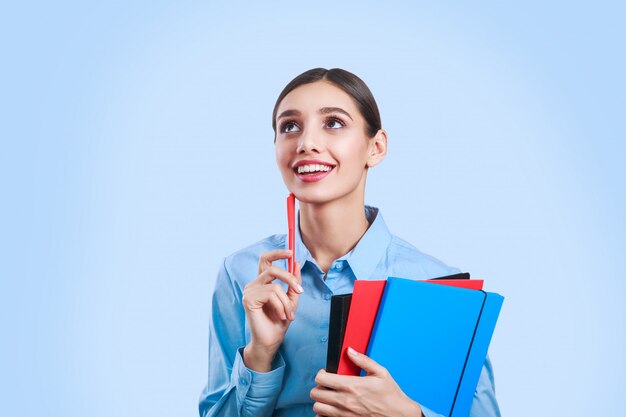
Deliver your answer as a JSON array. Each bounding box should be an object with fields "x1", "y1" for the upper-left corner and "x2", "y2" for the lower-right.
[{"x1": 272, "y1": 68, "x2": 382, "y2": 141}]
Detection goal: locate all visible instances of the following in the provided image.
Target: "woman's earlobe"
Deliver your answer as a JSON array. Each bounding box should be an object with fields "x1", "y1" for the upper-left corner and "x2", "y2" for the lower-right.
[{"x1": 367, "y1": 153, "x2": 383, "y2": 168}]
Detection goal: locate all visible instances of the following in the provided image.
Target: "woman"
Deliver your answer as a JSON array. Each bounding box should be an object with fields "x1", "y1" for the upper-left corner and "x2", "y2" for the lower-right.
[{"x1": 199, "y1": 68, "x2": 500, "y2": 417}]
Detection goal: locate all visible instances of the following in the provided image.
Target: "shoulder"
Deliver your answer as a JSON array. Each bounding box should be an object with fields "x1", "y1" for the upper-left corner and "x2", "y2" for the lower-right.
[
  {"x1": 385, "y1": 234, "x2": 461, "y2": 280},
  {"x1": 221, "y1": 234, "x2": 287, "y2": 287}
]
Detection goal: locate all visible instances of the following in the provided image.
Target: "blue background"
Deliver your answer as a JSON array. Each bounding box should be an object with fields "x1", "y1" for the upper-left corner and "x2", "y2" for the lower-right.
[{"x1": 1, "y1": 1, "x2": 624, "y2": 416}]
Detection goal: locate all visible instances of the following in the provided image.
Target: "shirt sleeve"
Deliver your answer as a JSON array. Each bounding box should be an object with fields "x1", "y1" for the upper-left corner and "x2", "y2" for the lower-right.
[
  {"x1": 198, "y1": 259, "x2": 286, "y2": 417},
  {"x1": 467, "y1": 355, "x2": 501, "y2": 417},
  {"x1": 418, "y1": 356, "x2": 501, "y2": 417}
]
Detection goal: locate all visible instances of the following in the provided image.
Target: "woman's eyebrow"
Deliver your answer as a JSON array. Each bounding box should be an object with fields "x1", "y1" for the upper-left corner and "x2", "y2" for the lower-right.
[
  {"x1": 319, "y1": 107, "x2": 353, "y2": 120},
  {"x1": 277, "y1": 109, "x2": 301, "y2": 120},
  {"x1": 277, "y1": 107, "x2": 353, "y2": 121}
]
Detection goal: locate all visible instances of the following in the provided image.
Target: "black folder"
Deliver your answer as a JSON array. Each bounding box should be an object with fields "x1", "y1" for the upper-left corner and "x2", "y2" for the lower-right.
[{"x1": 325, "y1": 293, "x2": 352, "y2": 373}]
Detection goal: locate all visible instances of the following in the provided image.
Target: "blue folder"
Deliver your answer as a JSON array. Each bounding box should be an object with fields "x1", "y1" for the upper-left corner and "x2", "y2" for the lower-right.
[{"x1": 365, "y1": 278, "x2": 504, "y2": 417}]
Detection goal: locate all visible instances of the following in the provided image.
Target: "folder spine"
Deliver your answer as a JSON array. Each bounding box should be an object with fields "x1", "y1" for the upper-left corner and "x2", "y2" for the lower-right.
[
  {"x1": 326, "y1": 294, "x2": 352, "y2": 373},
  {"x1": 363, "y1": 278, "x2": 395, "y2": 376},
  {"x1": 338, "y1": 280, "x2": 387, "y2": 375},
  {"x1": 448, "y1": 291, "x2": 488, "y2": 417},
  {"x1": 450, "y1": 292, "x2": 504, "y2": 417}
]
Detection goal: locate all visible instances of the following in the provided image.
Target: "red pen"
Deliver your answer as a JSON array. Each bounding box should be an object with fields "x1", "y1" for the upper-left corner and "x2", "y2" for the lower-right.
[{"x1": 287, "y1": 193, "x2": 296, "y2": 275}]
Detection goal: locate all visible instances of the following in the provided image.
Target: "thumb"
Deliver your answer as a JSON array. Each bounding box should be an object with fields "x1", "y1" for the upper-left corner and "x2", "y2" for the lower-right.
[
  {"x1": 295, "y1": 261, "x2": 302, "y2": 284},
  {"x1": 346, "y1": 347, "x2": 386, "y2": 376},
  {"x1": 287, "y1": 262, "x2": 302, "y2": 304}
]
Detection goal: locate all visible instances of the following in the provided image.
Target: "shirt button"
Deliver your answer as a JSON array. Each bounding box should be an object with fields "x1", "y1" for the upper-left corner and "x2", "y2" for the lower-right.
[
  {"x1": 320, "y1": 336, "x2": 328, "y2": 343},
  {"x1": 239, "y1": 377, "x2": 248, "y2": 386},
  {"x1": 324, "y1": 294, "x2": 331, "y2": 300},
  {"x1": 333, "y1": 262, "x2": 344, "y2": 271}
]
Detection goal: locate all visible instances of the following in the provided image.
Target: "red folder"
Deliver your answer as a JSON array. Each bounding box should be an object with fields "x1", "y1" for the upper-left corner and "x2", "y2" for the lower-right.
[
  {"x1": 336, "y1": 278, "x2": 483, "y2": 376},
  {"x1": 424, "y1": 279, "x2": 484, "y2": 290}
]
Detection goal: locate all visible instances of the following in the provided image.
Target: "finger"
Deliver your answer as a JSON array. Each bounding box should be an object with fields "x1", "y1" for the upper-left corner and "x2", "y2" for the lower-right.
[
  {"x1": 313, "y1": 401, "x2": 357, "y2": 417},
  {"x1": 244, "y1": 285, "x2": 288, "y2": 320},
  {"x1": 271, "y1": 283, "x2": 296, "y2": 321},
  {"x1": 345, "y1": 347, "x2": 386, "y2": 376},
  {"x1": 258, "y1": 250, "x2": 293, "y2": 274},
  {"x1": 314, "y1": 369, "x2": 361, "y2": 391},
  {"x1": 310, "y1": 386, "x2": 344, "y2": 408},
  {"x1": 258, "y1": 266, "x2": 303, "y2": 294},
  {"x1": 266, "y1": 291, "x2": 287, "y2": 321}
]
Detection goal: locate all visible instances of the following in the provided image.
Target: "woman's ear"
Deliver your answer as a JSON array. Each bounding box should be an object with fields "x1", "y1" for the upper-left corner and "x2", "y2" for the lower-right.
[{"x1": 366, "y1": 129, "x2": 388, "y2": 168}]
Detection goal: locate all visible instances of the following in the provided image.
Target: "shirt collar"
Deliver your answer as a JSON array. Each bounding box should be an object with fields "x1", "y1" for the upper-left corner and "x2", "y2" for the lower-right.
[{"x1": 294, "y1": 205, "x2": 392, "y2": 280}]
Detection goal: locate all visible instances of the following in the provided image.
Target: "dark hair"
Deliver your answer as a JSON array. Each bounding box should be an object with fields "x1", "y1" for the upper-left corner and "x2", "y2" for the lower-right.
[{"x1": 272, "y1": 68, "x2": 382, "y2": 139}]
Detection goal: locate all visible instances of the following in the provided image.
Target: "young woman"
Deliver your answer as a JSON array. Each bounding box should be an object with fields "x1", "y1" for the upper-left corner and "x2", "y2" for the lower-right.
[{"x1": 199, "y1": 68, "x2": 500, "y2": 417}]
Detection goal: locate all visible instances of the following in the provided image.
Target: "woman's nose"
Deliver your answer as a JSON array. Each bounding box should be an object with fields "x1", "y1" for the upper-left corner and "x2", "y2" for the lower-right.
[{"x1": 296, "y1": 128, "x2": 322, "y2": 154}]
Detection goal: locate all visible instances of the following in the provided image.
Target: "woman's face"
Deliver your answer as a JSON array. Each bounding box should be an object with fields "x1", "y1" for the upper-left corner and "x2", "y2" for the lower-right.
[{"x1": 274, "y1": 81, "x2": 382, "y2": 205}]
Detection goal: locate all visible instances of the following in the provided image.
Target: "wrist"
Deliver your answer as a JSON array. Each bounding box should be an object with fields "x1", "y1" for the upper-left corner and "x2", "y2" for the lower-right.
[
  {"x1": 243, "y1": 343, "x2": 278, "y2": 372},
  {"x1": 399, "y1": 397, "x2": 423, "y2": 417}
]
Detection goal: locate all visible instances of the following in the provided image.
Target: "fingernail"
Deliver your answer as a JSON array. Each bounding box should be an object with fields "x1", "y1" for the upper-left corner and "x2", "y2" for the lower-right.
[
  {"x1": 348, "y1": 347, "x2": 357, "y2": 356},
  {"x1": 296, "y1": 284, "x2": 304, "y2": 293}
]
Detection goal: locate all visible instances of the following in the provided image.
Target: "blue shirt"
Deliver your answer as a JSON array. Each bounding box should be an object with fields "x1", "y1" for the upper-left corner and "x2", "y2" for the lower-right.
[{"x1": 199, "y1": 206, "x2": 501, "y2": 417}]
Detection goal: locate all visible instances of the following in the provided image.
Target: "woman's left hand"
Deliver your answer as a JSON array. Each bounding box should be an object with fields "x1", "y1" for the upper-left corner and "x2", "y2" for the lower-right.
[{"x1": 310, "y1": 347, "x2": 423, "y2": 417}]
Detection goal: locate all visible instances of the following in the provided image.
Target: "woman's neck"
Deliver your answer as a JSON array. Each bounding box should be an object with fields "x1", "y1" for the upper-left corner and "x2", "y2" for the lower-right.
[{"x1": 299, "y1": 195, "x2": 370, "y2": 273}]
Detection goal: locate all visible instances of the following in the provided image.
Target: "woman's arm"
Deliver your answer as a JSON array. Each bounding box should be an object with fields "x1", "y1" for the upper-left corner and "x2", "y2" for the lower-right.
[
  {"x1": 199, "y1": 258, "x2": 286, "y2": 417},
  {"x1": 199, "y1": 251, "x2": 303, "y2": 417},
  {"x1": 467, "y1": 355, "x2": 501, "y2": 417}
]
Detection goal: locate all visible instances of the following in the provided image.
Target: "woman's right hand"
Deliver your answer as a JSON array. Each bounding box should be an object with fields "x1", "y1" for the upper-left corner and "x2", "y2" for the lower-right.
[{"x1": 242, "y1": 249, "x2": 303, "y2": 372}]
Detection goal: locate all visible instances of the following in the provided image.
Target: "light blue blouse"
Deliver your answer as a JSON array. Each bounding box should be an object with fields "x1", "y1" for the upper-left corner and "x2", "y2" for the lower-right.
[{"x1": 199, "y1": 206, "x2": 500, "y2": 417}]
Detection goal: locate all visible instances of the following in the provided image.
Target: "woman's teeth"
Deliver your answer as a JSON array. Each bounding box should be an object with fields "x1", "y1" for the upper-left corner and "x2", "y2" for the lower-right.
[{"x1": 297, "y1": 164, "x2": 333, "y2": 174}]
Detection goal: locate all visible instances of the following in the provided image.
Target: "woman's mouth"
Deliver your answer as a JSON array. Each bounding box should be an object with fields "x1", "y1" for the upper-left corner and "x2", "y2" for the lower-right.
[{"x1": 293, "y1": 163, "x2": 335, "y2": 183}]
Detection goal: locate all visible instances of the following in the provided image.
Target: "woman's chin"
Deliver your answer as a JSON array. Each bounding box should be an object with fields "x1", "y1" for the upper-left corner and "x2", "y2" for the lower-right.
[
  {"x1": 289, "y1": 190, "x2": 335, "y2": 205},
  {"x1": 290, "y1": 189, "x2": 360, "y2": 207}
]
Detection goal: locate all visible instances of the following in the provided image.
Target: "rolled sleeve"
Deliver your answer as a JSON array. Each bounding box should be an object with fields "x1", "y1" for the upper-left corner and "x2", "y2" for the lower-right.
[{"x1": 231, "y1": 347, "x2": 285, "y2": 405}]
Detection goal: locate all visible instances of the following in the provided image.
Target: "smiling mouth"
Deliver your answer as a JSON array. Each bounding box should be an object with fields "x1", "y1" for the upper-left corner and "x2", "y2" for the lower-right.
[{"x1": 294, "y1": 164, "x2": 335, "y2": 175}]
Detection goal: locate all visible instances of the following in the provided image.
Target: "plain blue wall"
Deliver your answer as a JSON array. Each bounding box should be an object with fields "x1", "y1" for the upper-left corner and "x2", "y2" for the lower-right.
[{"x1": 2, "y1": 1, "x2": 624, "y2": 416}]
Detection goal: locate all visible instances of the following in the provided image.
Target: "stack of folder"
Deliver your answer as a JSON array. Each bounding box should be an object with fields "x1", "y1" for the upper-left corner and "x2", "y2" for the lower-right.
[{"x1": 326, "y1": 273, "x2": 503, "y2": 417}]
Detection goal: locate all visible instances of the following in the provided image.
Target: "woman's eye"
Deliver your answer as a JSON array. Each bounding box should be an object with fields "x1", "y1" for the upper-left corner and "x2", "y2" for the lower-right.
[
  {"x1": 325, "y1": 118, "x2": 344, "y2": 129},
  {"x1": 281, "y1": 121, "x2": 300, "y2": 133}
]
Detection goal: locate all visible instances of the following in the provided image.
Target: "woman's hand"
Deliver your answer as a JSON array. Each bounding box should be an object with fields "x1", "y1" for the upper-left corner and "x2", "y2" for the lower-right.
[
  {"x1": 310, "y1": 347, "x2": 423, "y2": 417},
  {"x1": 242, "y1": 249, "x2": 303, "y2": 372}
]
